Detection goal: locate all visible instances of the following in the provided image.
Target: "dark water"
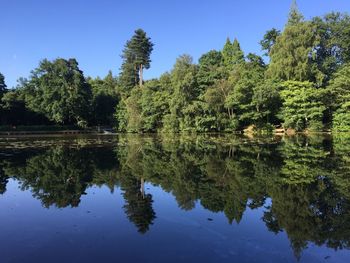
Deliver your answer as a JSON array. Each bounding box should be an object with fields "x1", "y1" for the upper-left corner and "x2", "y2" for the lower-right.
[{"x1": 0, "y1": 134, "x2": 350, "y2": 263}]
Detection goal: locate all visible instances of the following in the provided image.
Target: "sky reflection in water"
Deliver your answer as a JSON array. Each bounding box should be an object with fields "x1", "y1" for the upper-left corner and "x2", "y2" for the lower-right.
[{"x1": 0, "y1": 134, "x2": 350, "y2": 263}]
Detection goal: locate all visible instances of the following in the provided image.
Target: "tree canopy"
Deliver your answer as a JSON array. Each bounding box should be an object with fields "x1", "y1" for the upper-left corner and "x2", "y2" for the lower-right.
[{"x1": 20, "y1": 58, "x2": 92, "y2": 126}]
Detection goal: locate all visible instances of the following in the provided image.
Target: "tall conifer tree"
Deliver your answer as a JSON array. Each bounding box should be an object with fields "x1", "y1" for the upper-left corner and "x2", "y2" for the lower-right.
[
  {"x1": 120, "y1": 29, "x2": 154, "y2": 89},
  {"x1": 222, "y1": 38, "x2": 244, "y2": 71}
]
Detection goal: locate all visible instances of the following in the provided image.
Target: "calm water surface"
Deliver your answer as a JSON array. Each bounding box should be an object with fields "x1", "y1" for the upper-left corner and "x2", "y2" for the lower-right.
[{"x1": 0, "y1": 134, "x2": 350, "y2": 263}]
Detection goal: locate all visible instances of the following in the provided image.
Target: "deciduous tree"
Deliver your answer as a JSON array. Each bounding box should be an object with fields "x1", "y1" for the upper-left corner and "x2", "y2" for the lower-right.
[{"x1": 22, "y1": 58, "x2": 92, "y2": 126}]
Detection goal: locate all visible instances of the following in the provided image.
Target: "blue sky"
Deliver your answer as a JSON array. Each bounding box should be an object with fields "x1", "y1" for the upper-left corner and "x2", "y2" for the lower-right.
[{"x1": 1, "y1": 0, "x2": 350, "y2": 88}]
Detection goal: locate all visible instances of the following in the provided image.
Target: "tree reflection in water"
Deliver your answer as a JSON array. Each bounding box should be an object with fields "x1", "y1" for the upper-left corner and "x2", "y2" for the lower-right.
[{"x1": 0, "y1": 134, "x2": 350, "y2": 258}]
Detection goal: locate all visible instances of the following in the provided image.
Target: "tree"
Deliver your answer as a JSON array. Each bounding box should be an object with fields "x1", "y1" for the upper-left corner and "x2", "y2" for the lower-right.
[
  {"x1": 117, "y1": 75, "x2": 171, "y2": 133},
  {"x1": 0, "y1": 72, "x2": 8, "y2": 125},
  {"x1": 287, "y1": 0, "x2": 303, "y2": 26},
  {"x1": 260, "y1": 28, "x2": 281, "y2": 56},
  {"x1": 225, "y1": 53, "x2": 267, "y2": 127},
  {"x1": 119, "y1": 61, "x2": 139, "y2": 93},
  {"x1": 124, "y1": 87, "x2": 143, "y2": 132},
  {"x1": 1, "y1": 80, "x2": 50, "y2": 126},
  {"x1": 251, "y1": 80, "x2": 281, "y2": 127},
  {"x1": 22, "y1": 58, "x2": 92, "y2": 126},
  {"x1": 201, "y1": 79, "x2": 237, "y2": 131},
  {"x1": 140, "y1": 79, "x2": 170, "y2": 132},
  {"x1": 222, "y1": 38, "x2": 244, "y2": 71},
  {"x1": 88, "y1": 71, "x2": 119, "y2": 126},
  {"x1": 312, "y1": 12, "x2": 350, "y2": 83},
  {"x1": 6, "y1": 147, "x2": 95, "y2": 208},
  {"x1": 163, "y1": 55, "x2": 198, "y2": 132},
  {"x1": 279, "y1": 81, "x2": 325, "y2": 131},
  {"x1": 267, "y1": 4, "x2": 323, "y2": 85},
  {"x1": 120, "y1": 29, "x2": 154, "y2": 88},
  {"x1": 326, "y1": 64, "x2": 350, "y2": 131},
  {"x1": 197, "y1": 50, "x2": 224, "y2": 93},
  {"x1": 122, "y1": 176, "x2": 156, "y2": 234},
  {"x1": 0, "y1": 73, "x2": 7, "y2": 96}
]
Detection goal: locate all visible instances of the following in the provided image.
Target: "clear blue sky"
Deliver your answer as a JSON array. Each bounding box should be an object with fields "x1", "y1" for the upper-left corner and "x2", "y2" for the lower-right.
[{"x1": 1, "y1": 0, "x2": 350, "y2": 88}]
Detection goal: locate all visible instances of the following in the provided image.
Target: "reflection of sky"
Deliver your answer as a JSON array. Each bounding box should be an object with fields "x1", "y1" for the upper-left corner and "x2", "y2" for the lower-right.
[{"x1": 0, "y1": 179, "x2": 349, "y2": 263}]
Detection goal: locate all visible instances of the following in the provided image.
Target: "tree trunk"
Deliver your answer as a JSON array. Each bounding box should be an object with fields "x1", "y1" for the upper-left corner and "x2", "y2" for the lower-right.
[
  {"x1": 140, "y1": 177, "x2": 145, "y2": 198},
  {"x1": 228, "y1": 108, "x2": 233, "y2": 119},
  {"x1": 139, "y1": 64, "x2": 143, "y2": 87},
  {"x1": 134, "y1": 65, "x2": 137, "y2": 85}
]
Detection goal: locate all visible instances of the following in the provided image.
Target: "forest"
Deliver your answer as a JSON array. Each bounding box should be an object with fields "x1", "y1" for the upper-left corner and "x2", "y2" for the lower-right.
[{"x1": 1, "y1": 3, "x2": 350, "y2": 133}]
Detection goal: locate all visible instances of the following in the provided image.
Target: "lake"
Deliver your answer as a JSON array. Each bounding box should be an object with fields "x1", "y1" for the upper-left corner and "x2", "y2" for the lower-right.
[{"x1": 0, "y1": 134, "x2": 349, "y2": 263}]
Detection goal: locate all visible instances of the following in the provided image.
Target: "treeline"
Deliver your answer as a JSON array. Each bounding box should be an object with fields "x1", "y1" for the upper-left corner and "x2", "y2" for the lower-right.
[
  {"x1": 1, "y1": 3, "x2": 350, "y2": 132},
  {"x1": 0, "y1": 62, "x2": 118, "y2": 128}
]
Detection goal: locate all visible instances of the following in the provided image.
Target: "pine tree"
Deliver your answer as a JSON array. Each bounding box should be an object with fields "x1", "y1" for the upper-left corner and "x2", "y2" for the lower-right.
[
  {"x1": 120, "y1": 29, "x2": 154, "y2": 88},
  {"x1": 222, "y1": 38, "x2": 244, "y2": 71},
  {"x1": 231, "y1": 39, "x2": 245, "y2": 64},
  {"x1": 288, "y1": 0, "x2": 304, "y2": 25},
  {"x1": 267, "y1": 2, "x2": 323, "y2": 84},
  {"x1": 120, "y1": 61, "x2": 140, "y2": 93},
  {"x1": 222, "y1": 38, "x2": 232, "y2": 66}
]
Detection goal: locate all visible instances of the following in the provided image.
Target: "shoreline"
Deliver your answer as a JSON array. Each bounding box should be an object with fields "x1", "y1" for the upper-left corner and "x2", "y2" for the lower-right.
[{"x1": 0, "y1": 129, "x2": 347, "y2": 138}]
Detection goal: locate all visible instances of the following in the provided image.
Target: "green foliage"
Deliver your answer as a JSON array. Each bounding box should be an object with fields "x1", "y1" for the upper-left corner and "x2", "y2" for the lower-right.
[
  {"x1": 1, "y1": 87, "x2": 50, "y2": 125},
  {"x1": 326, "y1": 64, "x2": 350, "y2": 131},
  {"x1": 120, "y1": 29, "x2": 154, "y2": 89},
  {"x1": 225, "y1": 53, "x2": 271, "y2": 128},
  {"x1": 121, "y1": 176, "x2": 156, "y2": 234},
  {"x1": 222, "y1": 38, "x2": 245, "y2": 71},
  {"x1": 260, "y1": 28, "x2": 281, "y2": 56},
  {"x1": 122, "y1": 29, "x2": 154, "y2": 71},
  {"x1": 166, "y1": 55, "x2": 198, "y2": 132},
  {"x1": 22, "y1": 58, "x2": 92, "y2": 126},
  {"x1": 116, "y1": 77, "x2": 171, "y2": 132},
  {"x1": 3, "y1": 8, "x2": 350, "y2": 133},
  {"x1": 279, "y1": 81, "x2": 326, "y2": 131},
  {"x1": 197, "y1": 50, "x2": 224, "y2": 92},
  {"x1": 119, "y1": 61, "x2": 139, "y2": 93},
  {"x1": 287, "y1": 0, "x2": 304, "y2": 26},
  {"x1": 88, "y1": 71, "x2": 119, "y2": 126},
  {"x1": 125, "y1": 87, "x2": 143, "y2": 132},
  {"x1": 140, "y1": 79, "x2": 170, "y2": 132},
  {"x1": 115, "y1": 99, "x2": 128, "y2": 132},
  {"x1": 312, "y1": 13, "x2": 350, "y2": 82},
  {"x1": 251, "y1": 80, "x2": 281, "y2": 127},
  {"x1": 4, "y1": 146, "x2": 96, "y2": 208},
  {"x1": 267, "y1": 20, "x2": 322, "y2": 84},
  {"x1": 333, "y1": 110, "x2": 350, "y2": 132},
  {"x1": 0, "y1": 73, "x2": 8, "y2": 124},
  {"x1": 0, "y1": 73, "x2": 7, "y2": 96}
]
